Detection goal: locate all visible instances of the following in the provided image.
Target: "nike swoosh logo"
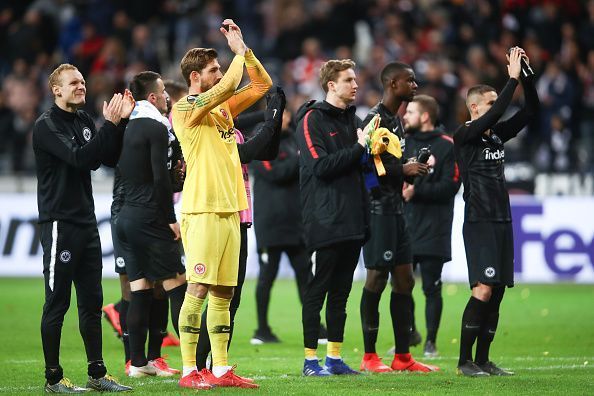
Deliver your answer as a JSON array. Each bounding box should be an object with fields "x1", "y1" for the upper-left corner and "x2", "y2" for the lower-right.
[
  {"x1": 464, "y1": 325, "x2": 480, "y2": 329},
  {"x1": 273, "y1": 109, "x2": 277, "y2": 119},
  {"x1": 329, "y1": 132, "x2": 338, "y2": 137}
]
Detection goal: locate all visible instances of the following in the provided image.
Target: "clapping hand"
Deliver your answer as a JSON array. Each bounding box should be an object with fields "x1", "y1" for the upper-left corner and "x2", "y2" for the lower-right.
[
  {"x1": 121, "y1": 89, "x2": 135, "y2": 119},
  {"x1": 103, "y1": 93, "x2": 123, "y2": 125}
]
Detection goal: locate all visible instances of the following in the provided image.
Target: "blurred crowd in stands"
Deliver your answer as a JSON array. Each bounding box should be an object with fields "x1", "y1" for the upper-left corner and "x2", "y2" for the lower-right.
[{"x1": 1, "y1": 0, "x2": 593, "y2": 178}]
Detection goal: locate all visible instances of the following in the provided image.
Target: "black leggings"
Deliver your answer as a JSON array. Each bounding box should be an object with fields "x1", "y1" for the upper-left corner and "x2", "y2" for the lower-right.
[
  {"x1": 413, "y1": 255, "x2": 446, "y2": 343},
  {"x1": 255, "y1": 244, "x2": 310, "y2": 331}
]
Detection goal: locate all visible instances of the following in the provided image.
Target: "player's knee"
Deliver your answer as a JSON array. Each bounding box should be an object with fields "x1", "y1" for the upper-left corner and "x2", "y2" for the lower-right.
[
  {"x1": 187, "y1": 282, "x2": 209, "y2": 299},
  {"x1": 392, "y1": 274, "x2": 414, "y2": 294},
  {"x1": 210, "y1": 285, "x2": 234, "y2": 300},
  {"x1": 365, "y1": 271, "x2": 389, "y2": 293},
  {"x1": 472, "y1": 283, "x2": 492, "y2": 302},
  {"x1": 422, "y1": 278, "x2": 442, "y2": 298}
]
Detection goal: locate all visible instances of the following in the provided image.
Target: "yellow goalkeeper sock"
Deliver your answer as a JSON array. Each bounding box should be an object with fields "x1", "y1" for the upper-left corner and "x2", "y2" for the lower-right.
[
  {"x1": 179, "y1": 293, "x2": 204, "y2": 371},
  {"x1": 207, "y1": 294, "x2": 232, "y2": 368}
]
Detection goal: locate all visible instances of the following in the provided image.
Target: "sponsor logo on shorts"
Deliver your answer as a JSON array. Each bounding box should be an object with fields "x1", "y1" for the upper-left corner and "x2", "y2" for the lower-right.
[
  {"x1": 485, "y1": 267, "x2": 496, "y2": 278},
  {"x1": 82, "y1": 127, "x2": 92, "y2": 141},
  {"x1": 59, "y1": 250, "x2": 71, "y2": 263},
  {"x1": 383, "y1": 250, "x2": 393, "y2": 261},
  {"x1": 116, "y1": 257, "x2": 125, "y2": 268},
  {"x1": 194, "y1": 263, "x2": 206, "y2": 275}
]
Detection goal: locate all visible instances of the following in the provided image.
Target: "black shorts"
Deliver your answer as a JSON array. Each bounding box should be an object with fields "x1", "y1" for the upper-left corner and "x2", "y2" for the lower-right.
[
  {"x1": 111, "y1": 216, "x2": 127, "y2": 275},
  {"x1": 116, "y1": 216, "x2": 185, "y2": 282},
  {"x1": 463, "y1": 222, "x2": 514, "y2": 289},
  {"x1": 363, "y1": 213, "x2": 412, "y2": 269}
]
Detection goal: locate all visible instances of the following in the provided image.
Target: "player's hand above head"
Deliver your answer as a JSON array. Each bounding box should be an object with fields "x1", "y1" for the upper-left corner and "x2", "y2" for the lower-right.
[
  {"x1": 103, "y1": 93, "x2": 123, "y2": 125},
  {"x1": 221, "y1": 19, "x2": 243, "y2": 40},
  {"x1": 506, "y1": 47, "x2": 522, "y2": 80},
  {"x1": 221, "y1": 19, "x2": 247, "y2": 56},
  {"x1": 265, "y1": 86, "x2": 286, "y2": 123},
  {"x1": 169, "y1": 222, "x2": 181, "y2": 241}
]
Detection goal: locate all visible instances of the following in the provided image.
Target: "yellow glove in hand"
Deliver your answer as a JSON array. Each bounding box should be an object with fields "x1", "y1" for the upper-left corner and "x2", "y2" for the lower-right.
[{"x1": 369, "y1": 127, "x2": 402, "y2": 176}]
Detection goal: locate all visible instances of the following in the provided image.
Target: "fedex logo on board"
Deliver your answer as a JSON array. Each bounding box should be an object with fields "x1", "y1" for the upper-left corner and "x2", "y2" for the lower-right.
[{"x1": 512, "y1": 203, "x2": 594, "y2": 277}]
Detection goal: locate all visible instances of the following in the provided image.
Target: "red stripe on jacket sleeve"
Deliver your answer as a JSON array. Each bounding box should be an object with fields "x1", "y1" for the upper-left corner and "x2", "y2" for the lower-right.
[
  {"x1": 303, "y1": 110, "x2": 319, "y2": 159},
  {"x1": 453, "y1": 161, "x2": 460, "y2": 182},
  {"x1": 262, "y1": 161, "x2": 272, "y2": 171}
]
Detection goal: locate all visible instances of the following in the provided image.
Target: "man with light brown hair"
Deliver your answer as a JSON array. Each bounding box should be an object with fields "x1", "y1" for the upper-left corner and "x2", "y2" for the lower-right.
[
  {"x1": 34, "y1": 63, "x2": 134, "y2": 393},
  {"x1": 295, "y1": 59, "x2": 368, "y2": 376},
  {"x1": 171, "y1": 19, "x2": 271, "y2": 389}
]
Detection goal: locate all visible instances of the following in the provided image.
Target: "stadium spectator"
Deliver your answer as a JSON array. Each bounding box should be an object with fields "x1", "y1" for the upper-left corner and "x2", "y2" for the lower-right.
[{"x1": 295, "y1": 59, "x2": 367, "y2": 377}]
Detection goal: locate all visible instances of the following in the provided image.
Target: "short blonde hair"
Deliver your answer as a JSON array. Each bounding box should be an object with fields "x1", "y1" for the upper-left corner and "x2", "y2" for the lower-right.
[
  {"x1": 319, "y1": 59, "x2": 355, "y2": 93},
  {"x1": 180, "y1": 48, "x2": 218, "y2": 87},
  {"x1": 48, "y1": 64, "x2": 78, "y2": 92}
]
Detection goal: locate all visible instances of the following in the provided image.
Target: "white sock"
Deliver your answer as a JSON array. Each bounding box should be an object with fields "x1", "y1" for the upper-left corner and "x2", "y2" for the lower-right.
[
  {"x1": 182, "y1": 366, "x2": 197, "y2": 377},
  {"x1": 327, "y1": 354, "x2": 341, "y2": 359},
  {"x1": 305, "y1": 357, "x2": 319, "y2": 361},
  {"x1": 212, "y1": 365, "x2": 232, "y2": 378}
]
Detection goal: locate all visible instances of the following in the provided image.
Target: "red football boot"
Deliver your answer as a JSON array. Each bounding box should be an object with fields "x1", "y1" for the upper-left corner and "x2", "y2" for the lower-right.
[
  {"x1": 200, "y1": 367, "x2": 258, "y2": 389},
  {"x1": 360, "y1": 353, "x2": 393, "y2": 373},
  {"x1": 102, "y1": 303, "x2": 122, "y2": 337},
  {"x1": 391, "y1": 353, "x2": 440, "y2": 372},
  {"x1": 179, "y1": 370, "x2": 212, "y2": 390},
  {"x1": 161, "y1": 332, "x2": 180, "y2": 347}
]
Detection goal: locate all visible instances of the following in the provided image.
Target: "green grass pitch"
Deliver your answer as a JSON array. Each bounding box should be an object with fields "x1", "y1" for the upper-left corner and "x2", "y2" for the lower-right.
[{"x1": 1, "y1": 278, "x2": 593, "y2": 395}]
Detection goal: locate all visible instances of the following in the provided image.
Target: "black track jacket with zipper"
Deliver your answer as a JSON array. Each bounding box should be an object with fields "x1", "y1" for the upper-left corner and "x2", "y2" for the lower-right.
[
  {"x1": 403, "y1": 129, "x2": 461, "y2": 259},
  {"x1": 33, "y1": 104, "x2": 126, "y2": 225},
  {"x1": 295, "y1": 100, "x2": 369, "y2": 251}
]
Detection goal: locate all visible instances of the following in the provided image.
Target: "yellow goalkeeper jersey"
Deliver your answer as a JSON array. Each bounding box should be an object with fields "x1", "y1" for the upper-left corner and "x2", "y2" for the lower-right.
[{"x1": 172, "y1": 50, "x2": 272, "y2": 214}]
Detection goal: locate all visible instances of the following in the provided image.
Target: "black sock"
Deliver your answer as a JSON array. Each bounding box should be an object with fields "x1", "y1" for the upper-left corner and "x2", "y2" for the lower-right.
[
  {"x1": 114, "y1": 299, "x2": 122, "y2": 314},
  {"x1": 360, "y1": 288, "x2": 382, "y2": 353},
  {"x1": 475, "y1": 288, "x2": 504, "y2": 365},
  {"x1": 458, "y1": 296, "x2": 488, "y2": 366},
  {"x1": 391, "y1": 292, "x2": 413, "y2": 354},
  {"x1": 411, "y1": 295, "x2": 417, "y2": 333},
  {"x1": 128, "y1": 289, "x2": 153, "y2": 367},
  {"x1": 195, "y1": 306, "x2": 210, "y2": 370},
  {"x1": 88, "y1": 360, "x2": 107, "y2": 379},
  {"x1": 45, "y1": 366, "x2": 64, "y2": 385},
  {"x1": 425, "y1": 294, "x2": 443, "y2": 343},
  {"x1": 166, "y1": 283, "x2": 186, "y2": 337},
  {"x1": 475, "y1": 312, "x2": 499, "y2": 365},
  {"x1": 119, "y1": 299, "x2": 130, "y2": 363},
  {"x1": 147, "y1": 297, "x2": 168, "y2": 361}
]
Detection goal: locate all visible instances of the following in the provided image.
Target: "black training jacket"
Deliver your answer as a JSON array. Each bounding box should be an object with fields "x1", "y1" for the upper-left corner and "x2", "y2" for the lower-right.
[
  {"x1": 33, "y1": 104, "x2": 126, "y2": 225},
  {"x1": 251, "y1": 129, "x2": 304, "y2": 248},
  {"x1": 295, "y1": 100, "x2": 368, "y2": 250},
  {"x1": 117, "y1": 118, "x2": 176, "y2": 224},
  {"x1": 403, "y1": 129, "x2": 461, "y2": 259}
]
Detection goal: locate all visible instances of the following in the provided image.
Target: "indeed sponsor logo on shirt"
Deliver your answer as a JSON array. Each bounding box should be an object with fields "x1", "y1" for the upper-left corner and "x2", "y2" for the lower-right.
[{"x1": 482, "y1": 147, "x2": 505, "y2": 161}]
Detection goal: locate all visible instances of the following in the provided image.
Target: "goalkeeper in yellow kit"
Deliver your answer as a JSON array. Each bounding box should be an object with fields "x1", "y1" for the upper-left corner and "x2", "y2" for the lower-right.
[{"x1": 171, "y1": 19, "x2": 272, "y2": 389}]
